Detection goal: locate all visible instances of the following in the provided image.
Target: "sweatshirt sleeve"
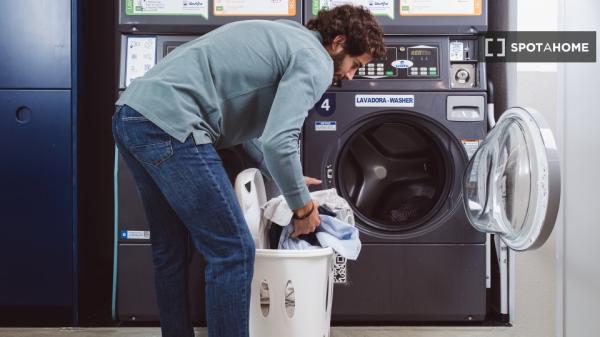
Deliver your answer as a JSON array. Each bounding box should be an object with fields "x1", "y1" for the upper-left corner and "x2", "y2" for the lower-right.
[
  {"x1": 240, "y1": 138, "x2": 272, "y2": 180},
  {"x1": 259, "y1": 48, "x2": 333, "y2": 210}
]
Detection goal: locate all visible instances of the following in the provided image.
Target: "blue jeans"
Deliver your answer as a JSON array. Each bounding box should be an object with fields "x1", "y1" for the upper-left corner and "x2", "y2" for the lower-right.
[{"x1": 112, "y1": 105, "x2": 255, "y2": 337}]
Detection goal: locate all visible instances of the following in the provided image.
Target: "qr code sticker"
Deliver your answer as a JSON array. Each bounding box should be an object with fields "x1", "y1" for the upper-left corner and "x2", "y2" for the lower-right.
[{"x1": 333, "y1": 253, "x2": 347, "y2": 284}]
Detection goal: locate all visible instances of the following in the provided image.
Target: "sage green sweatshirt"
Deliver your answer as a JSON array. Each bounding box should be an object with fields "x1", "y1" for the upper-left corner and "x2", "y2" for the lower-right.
[{"x1": 116, "y1": 20, "x2": 333, "y2": 209}]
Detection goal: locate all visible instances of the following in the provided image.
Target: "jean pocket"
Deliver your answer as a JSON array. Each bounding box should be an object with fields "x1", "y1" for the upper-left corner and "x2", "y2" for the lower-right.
[
  {"x1": 130, "y1": 141, "x2": 173, "y2": 166},
  {"x1": 119, "y1": 105, "x2": 149, "y2": 122}
]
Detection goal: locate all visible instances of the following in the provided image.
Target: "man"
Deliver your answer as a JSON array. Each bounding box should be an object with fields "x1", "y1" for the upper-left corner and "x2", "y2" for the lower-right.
[{"x1": 112, "y1": 4, "x2": 385, "y2": 337}]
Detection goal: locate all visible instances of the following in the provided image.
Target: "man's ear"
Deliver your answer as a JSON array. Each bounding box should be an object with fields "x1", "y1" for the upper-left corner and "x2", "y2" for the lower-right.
[
  {"x1": 330, "y1": 35, "x2": 346, "y2": 53},
  {"x1": 326, "y1": 35, "x2": 346, "y2": 54}
]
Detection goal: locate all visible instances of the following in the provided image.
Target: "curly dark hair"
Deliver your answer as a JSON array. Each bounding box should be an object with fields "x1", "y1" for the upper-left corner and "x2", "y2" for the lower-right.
[{"x1": 306, "y1": 5, "x2": 386, "y2": 58}]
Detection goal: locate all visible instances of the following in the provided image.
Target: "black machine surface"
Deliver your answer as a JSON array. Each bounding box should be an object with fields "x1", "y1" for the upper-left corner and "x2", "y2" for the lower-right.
[{"x1": 303, "y1": 36, "x2": 490, "y2": 322}]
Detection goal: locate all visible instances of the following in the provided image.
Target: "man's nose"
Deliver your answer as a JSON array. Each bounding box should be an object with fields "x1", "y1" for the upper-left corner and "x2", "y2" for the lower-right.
[{"x1": 346, "y1": 71, "x2": 355, "y2": 80}]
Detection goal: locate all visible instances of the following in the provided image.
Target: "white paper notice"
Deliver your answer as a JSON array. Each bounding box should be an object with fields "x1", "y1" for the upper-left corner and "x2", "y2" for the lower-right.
[
  {"x1": 400, "y1": 0, "x2": 482, "y2": 16},
  {"x1": 126, "y1": 37, "x2": 157, "y2": 87},
  {"x1": 316, "y1": 0, "x2": 394, "y2": 19},
  {"x1": 214, "y1": 0, "x2": 296, "y2": 16},
  {"x1": 449, "y1": 41, "x2": 464, "y2": 61},
  {"x1": 127, "y1": 0, "x2": 209, "y2": 18}
]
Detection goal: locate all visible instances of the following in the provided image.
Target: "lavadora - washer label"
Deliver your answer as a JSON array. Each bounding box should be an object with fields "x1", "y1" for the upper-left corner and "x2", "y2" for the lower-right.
[{"x1": 355, "y1": 94, "x2": 415, "y2": 107}]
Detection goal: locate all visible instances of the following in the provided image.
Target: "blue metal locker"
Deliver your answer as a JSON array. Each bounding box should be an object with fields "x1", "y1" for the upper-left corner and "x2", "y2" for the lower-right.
[
  {"x1": 0, "y1": 0, "x2": 77, "y2": 323},
  {"x1": 0, "y1": 0, "x2": 71, "y2": 89},
  {"x1": 0, "y1": 91, "x2": 73, "y2": 306}
]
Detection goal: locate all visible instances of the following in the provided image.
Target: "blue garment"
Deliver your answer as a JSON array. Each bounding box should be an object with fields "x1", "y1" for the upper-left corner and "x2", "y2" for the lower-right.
[
  {"x1": 278, "y1": 214, "x2": 362, "y2": 260},
  {"x1": 113, "y1": 105, "x2": 255, "y2": 337}
]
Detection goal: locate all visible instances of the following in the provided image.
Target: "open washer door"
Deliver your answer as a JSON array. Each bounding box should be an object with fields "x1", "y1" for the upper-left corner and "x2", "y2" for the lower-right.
[{"x1": 463, "y1": 107, "x2": 561, "y2": 251}]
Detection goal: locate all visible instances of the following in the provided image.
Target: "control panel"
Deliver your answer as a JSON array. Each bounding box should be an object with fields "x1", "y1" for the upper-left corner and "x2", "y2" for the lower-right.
[
  {"x1": 349, "y1": 37, "x2": 484, "y2": 91},
  {"x1": 357, "y1": 44, "x2": 440, "y2": 80}
]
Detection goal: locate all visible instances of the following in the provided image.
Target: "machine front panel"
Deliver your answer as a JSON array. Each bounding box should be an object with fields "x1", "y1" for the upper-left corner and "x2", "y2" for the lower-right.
[
  {"x1": 305, "y1": 0, "x2": 488, "y2": 34},
  {"x1": 119, "y1": 0, "x2": 302, "y2": 33}
]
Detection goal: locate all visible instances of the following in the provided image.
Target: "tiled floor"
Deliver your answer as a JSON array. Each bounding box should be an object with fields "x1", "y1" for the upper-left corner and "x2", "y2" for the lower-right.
[{"x1": 0, "y1": 327, "x2": 513, "y2": 337}]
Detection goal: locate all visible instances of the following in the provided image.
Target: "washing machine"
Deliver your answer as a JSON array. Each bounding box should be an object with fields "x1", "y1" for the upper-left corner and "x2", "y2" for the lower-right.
[
  {"x1": 304, "y1": 35, "x2": 488, "y2": 322},
  {"x1": 304, "y1": 33, "x2": 560, "y2": 323}
]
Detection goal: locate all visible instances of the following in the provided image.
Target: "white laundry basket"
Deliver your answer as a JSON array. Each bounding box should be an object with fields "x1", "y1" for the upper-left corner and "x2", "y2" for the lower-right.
[{"x1": 235, "y1": 168, "x2": 335, "y2": 337}]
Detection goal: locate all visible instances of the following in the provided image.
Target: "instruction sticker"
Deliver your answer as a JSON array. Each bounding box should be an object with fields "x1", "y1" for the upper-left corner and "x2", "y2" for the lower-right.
[
  {"x1": 126, "y1": 0, "x2": 209, "y2": 18},
  {"x1": 215, "y1": 0, "x2": 296, "y2": 16},
  {"x1": 315, "y1": 121, "x2": 337, "y2": 131},
  {"x1": 121, "y1": 230, "x2": 151, "y2": 240},
  {"x1": 355, "y1": 94, "x2": 415, "y2": 107},
  {"x1": 125, "y1": 37, "x2": 157, "y2": 87},
  {"x1": 450, "y1": 41, "x2": 465, "y2": 61},
  {"x1": 400, "y1": 0, "x2": 482, "y2": 16},
  {"x1": 461, "y1": 139, "x2": 482, "y2": 159},
  {"x1": 313, "y1": 0, "x2": 394, "y2": 19}
]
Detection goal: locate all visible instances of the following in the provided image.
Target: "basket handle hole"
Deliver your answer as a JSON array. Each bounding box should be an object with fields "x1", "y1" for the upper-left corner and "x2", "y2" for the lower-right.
[
  {"x1": 260, "y1": 280, "x2": 270, "y2": 317},
  {"x1": 285, "y1": 280, "x2": 295, "y2": 318}
]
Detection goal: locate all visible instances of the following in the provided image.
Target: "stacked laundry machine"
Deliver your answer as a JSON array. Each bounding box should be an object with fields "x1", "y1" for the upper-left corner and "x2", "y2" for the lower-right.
[
  {"x1": 304, "y1": 1, "x2": 489, "y2": 322},
  {"x1": 113, "y1": 0, "x2": 561, "y2": 326}
]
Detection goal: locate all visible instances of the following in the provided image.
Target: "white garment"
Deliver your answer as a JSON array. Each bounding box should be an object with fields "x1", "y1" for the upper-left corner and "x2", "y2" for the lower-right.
[{"x1": 262, "y1": 188, "x2": 355, "y2": 226}]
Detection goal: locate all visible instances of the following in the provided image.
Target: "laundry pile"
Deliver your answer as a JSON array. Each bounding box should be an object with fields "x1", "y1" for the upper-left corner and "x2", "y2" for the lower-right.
[{"x1": 262, "y1": 189, "x2": 361, "y2": 260}]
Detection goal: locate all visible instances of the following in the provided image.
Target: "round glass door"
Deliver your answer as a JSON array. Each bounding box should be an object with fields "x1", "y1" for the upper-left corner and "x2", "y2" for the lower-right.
[
  {"x1": 336, "y1": 113, "x2": 463, "y2": 235},
  {"x1": 463, "y1": 107, "x2": 561, "y2": 250}
]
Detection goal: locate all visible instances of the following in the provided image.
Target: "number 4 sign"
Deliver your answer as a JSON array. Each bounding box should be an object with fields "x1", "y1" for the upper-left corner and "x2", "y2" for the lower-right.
[{"x1": 313, "y1": 93, "x2": 336, "y2": 117}]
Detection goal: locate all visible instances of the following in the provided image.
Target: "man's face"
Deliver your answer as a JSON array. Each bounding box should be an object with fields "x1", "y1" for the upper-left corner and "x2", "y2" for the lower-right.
[
  {"x1": 325, "y1": 35, "x2": 373, "y2": 84},
  {"x1": 332, "y1": 51, "x2": 372, "y2": 83}
]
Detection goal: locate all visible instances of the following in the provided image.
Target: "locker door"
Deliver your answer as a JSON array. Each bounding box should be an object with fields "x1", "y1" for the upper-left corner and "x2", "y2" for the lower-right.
[
  {"x1": 0, "y1": 90, "x2": 73, "y2": 312},
  {"x1": 0, "y1": 0, "x2": 71, "y2": 89}
]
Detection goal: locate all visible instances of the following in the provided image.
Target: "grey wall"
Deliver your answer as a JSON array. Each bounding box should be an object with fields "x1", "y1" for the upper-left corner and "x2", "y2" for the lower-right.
[
  {"x1": 511, "y1": 71, "x2": 558, "y2": 337},
  {"x1": 560, "y1": 0, "x2": 600, "y2": 336}
]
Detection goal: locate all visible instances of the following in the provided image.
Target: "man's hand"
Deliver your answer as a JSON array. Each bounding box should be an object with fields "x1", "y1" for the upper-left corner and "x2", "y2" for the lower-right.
[
  {"x1": 304, "y1": 176, "x2": 322, "y2": 186},
  {"x1": 291, "y1": 199, "x2": 321, "y2": 238}
]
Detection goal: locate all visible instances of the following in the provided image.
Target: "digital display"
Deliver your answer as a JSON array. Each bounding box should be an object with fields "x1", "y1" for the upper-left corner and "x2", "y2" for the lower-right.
[
  {"x1": 163, "y1": 41, "x2": 186, "y2": 57},
  {"x1": 410, "y1": 50, "x2": 433, "y2": 56},
  {"x1": 166, "y1": 46, "x2": 178, "y2": 55}
]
